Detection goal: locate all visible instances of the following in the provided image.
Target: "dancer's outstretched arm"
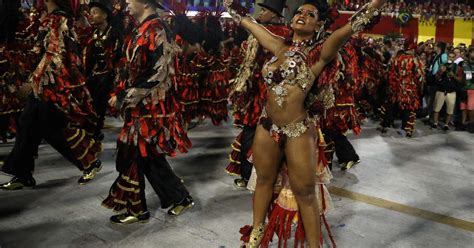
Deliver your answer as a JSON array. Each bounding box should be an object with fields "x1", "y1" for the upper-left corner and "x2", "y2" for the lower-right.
[{"x1": 314, "y1": 0, "x2": 385, "y2": 73}]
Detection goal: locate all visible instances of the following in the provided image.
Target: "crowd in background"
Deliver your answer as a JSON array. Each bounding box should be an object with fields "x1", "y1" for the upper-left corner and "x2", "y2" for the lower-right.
[
  {"x1": 353, "y1": 35, "x2": 474, "y2": 133},
  {"x1": 334, "y1": 0, "x2": 473, "y2": 21}
]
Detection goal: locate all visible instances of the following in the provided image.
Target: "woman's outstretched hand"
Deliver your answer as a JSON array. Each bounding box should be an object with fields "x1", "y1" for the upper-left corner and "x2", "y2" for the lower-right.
[{"x1": 223, "y1": 0, "x2": 248, "y2": 24}]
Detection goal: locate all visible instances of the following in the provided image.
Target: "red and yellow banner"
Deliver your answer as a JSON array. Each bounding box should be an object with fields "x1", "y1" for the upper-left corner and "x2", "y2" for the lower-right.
[{"x1": 330, "y1": 13, "x2": 473, "y2": 46}]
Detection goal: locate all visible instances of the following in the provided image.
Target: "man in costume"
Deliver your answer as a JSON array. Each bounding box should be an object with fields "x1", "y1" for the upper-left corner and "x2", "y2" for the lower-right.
[
  {"x1": 379, "y1": 42, "x2": 425, "y2": 137},
  {"x1": 102, "y1": 0, "x2": 194, "y2": 224},
  {"x1": 226, "y1": 0, "x2": 290, "y2": 188},
  {"x1": 83, "y1": 0, "x2": 123, "y2": 140},
  {"x1": 194, "y1": 10, "x2": 230, "y2": 126},
  {"x1": 0, "y1": 2, "x2": 40, "y2": 145},
  {"x1": 0, "y1": 0, "x2": 103, "y2": 190},
  {"x1": 322, "y1": 38, "x2": 362, "y2": 171}
]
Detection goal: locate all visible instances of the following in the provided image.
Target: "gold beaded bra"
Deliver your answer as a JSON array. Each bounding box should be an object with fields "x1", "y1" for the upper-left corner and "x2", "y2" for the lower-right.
[{"x1": 262, "y1": 49, "x2": 315, "y2": 108}]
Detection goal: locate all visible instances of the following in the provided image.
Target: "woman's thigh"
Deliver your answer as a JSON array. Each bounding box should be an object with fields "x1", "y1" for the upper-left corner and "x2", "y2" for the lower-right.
[
  {"x1": 252, "y1": 125, "x2": 283, "y2": 180},
  {"x1": 284, "y1": 126, "x2": 318, "y2": 191}
]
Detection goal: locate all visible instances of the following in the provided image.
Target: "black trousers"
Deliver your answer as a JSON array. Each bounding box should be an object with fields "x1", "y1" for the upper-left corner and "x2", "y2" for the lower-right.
[
  {"x1": 2, "y1": 96, "x2": 82, "y2": 179},
  {"x1": 86, "y1": 74, "x2": 113, "y2": 136},
  {"x1": 323, "y1": 129, "x2": 359, "y2": 164},
  {"x1": 381, "y1": 103, "x2": 413, "y2": 130},
  {"x1": 239, "y1": 125, "x2": 256, "y2": 181},
  {"x1": 117, "y1": 144, "x2": 190, "y2": 210},
  {"x1": 0, "y1": 114, "x2": 10, "y2": 140}
]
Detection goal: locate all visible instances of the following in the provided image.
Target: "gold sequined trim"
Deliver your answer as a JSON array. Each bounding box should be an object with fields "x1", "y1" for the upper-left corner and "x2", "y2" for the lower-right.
[
  {"x1": 228, "y1": 155, "x2": 241, "y2": 164},
  {"x1": 77, "y1": 140, "x2": 96, "y2": 160},
  {"x1": 71, "y1": 130, "x2": 86, "y2": 149},
  {"x1": 121, "y1": 175, "x2": 140, "y2": 186},
  {"x1": 66, "y1": 129, "x2": 81, "y2": 142},
  {"x1": 231, "y1": 143, "x2": 241, "y2": 152},
  {"x1": 117, "y1": 182, "x2": 140, "y2": 193}
]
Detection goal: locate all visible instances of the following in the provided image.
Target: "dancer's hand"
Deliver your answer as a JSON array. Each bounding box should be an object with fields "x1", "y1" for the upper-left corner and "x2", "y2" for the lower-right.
[
  {"x1": 223, "y1": 0, "x2": 248, "y2": 23},
  {"x1": 108, "y1": 96, "x2": 117, "y2": 107},
  {"x1": 17, "y1": 83, "x2": 33, "y2": 101}
]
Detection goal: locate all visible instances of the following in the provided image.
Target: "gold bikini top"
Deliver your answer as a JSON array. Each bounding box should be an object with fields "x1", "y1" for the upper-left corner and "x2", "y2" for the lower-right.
[{"x1": 262, "y1": 50, "x2": 315, "y2": 107}]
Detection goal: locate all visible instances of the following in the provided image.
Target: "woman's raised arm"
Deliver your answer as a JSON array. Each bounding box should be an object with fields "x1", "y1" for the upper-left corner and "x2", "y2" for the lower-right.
[{"x1": 313, "y1": 0, "x2": 385, "y2": 72}]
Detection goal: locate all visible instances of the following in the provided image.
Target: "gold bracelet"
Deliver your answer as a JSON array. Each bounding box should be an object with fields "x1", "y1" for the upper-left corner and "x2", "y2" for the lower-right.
[{"x1": 349, "y1": 3, "x2": 382, "y2": 32}]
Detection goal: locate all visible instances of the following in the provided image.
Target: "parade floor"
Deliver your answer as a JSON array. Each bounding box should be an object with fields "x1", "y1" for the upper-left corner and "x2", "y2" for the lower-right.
[{"x1": 0, "y1": 118, "x2": 473, "y2": 248}]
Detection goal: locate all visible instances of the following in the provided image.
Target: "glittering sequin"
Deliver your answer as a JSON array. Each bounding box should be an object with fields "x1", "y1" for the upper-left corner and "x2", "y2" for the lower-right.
[{"x1": 262, "y1": 50, "x2": 315, "y2": 107}]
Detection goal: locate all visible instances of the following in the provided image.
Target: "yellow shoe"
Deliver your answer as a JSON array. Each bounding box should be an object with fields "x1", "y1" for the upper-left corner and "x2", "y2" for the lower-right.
[
  {"x1": 234, "y1": 178, "x2": 247, "y2": 188},
  {"x1": 167, "y1": 196, "x2": 194, "y2": 216},
  {"x1": 341, "y1": 159, "x2": 360, "y2": 171},
  {"x1": 78, "y1": 160, "x2": 102, "y2": 185},
  {"x1": 0, "y1": 176, "x2": 36, "y2": 190},
  {"x1": 110, "y1": 211, "x2": 150, "y2": 224},
  {"x1": 246, "y1": 223, "x2": 265, "y2": 248}
]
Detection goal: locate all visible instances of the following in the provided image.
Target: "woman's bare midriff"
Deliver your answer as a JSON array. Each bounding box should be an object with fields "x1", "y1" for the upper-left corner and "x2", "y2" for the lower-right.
[{"x1": 265, "y1": 85, "x2": 310, "y2": 126}]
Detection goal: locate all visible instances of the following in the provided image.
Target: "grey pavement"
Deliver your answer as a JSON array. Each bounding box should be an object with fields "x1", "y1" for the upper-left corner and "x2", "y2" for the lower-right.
[{"x1": 0, "y1": 118, "x2": 473, "y2": 248}]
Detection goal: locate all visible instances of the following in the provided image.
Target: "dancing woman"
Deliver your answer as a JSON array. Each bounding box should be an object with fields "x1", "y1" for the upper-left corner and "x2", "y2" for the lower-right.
[{"x1": 224, "y1": 0, "x2": 384, "y2": 247}]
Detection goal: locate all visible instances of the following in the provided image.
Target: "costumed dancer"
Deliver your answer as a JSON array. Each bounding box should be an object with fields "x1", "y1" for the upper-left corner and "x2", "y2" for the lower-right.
[
  {"x1": 353, "y1": 37, "x2": 384, "y2": 120},
  {"x1": 0, "y1": 1, "x2": 39, "y2": 144},
  {"x1": 223, "y1": 21, "x2": 247, "y2": 78},
  {"x1": 226, "y1": 0, "x2": 290, "y2": 188},
  {"x1": 170, "y1": 4, "x2": 204, "y2": 125},
  {"x1": 102, "y1": 0, "x2": 194, "y2": 224},
  {"x1": 83, "y1": 0, "x2": 123, "y2": 140},
  {"x1": 322, "y1": 36, "x2": 362, "y2": 171},
  {"x1": 224, "y1": 0, "x2": 384, "y2": 247},
  {"x1": 74, "y1": 3, "x2": 94, "y2": 50},
  {"x1": 379, "y1": 41, "x2": 425, "y2": 137},
  {"x1": 0, "y1": 0, "x2": 103, "y2": 190},
  {"x1": 195, "y1": 10, "x2": 230, "y2": 126}
]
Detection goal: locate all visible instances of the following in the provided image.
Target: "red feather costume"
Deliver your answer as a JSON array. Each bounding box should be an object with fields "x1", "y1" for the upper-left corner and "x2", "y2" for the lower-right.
[
  {"x1": 0, "y1": 8, "x2": 40, "y2": 142},
  {"x1": 379, "y1": 51, "x2": 424, "y2": 136},
  {"x1": 102, "y1": 14, "x2": 192, "y2": 215}
]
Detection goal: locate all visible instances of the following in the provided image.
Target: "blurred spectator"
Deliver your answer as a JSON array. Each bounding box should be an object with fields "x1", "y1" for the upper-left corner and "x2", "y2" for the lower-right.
[
  {"x1": 331, "y1": 0, "x2": 473, "y2": 21},
  {"x1": 459, "y1": 47, "x2": 474, "y2": 132},
  {"x1": 453, "y1": 47, "x2": 464, "y2": 65},
  {"x1": 431, "y1": 51, "x2": 464, "y2": 130}
]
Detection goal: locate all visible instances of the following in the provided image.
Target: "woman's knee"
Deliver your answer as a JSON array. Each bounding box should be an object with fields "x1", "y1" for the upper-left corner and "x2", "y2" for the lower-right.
[
  {"x1": 255, "y1": 169, "x2": 278, "y2": 186},
  {"x1": 291, "y1": 181, "x2": 317, "y2": 202}
]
